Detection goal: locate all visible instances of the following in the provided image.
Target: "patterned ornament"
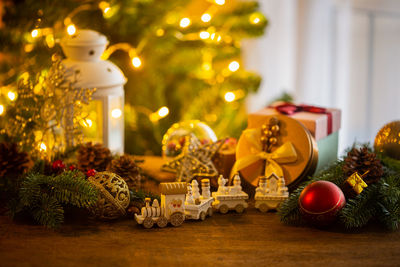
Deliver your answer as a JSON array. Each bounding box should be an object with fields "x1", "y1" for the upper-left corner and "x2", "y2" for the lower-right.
[
  {"x1": 374, "y1": 120, "x2": 400, "y2": 160},
  {"x1": 88, "y1": 171, "x2": 130, "y2": 220},
  {"x1": 162, "y1": 134, "x2": 222, "y2": 182},
  {"x1": 299, "y1": 181, "x2": 346, "y2": 226},
  {"x1": 342, "y1": 172, "x2": 368, "y2": 198}
]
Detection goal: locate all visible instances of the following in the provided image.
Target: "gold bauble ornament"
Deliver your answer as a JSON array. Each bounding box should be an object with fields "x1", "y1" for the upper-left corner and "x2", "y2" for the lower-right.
[
  {"x1": 374, "y1": 120, "x2": 400, "y2": 160},
  {"x1": 88, "y1": 171, "x2": 130, "y2": 220}
]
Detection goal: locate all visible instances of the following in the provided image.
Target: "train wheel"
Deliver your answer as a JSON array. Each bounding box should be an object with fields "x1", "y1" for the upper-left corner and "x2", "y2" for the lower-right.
[
  {"x1": 259, "y1": 203, "x2": 269, "y2": 213},
  {"x1": 170, "y1": 212, "x2": 184, "y2": 227},
  {"x1": 143, "y1": 217, "x2": 154, "y2": 229},
  {"x1": 235, "y1": 204, "x2": 245, "y2": 213},
  {"x1": 200, "y1": 211, "x2": 206, "y2": 221},
  {"x1": 157, "y1": 216, "x2": 168, "y2": 228},
  {"x1": 219, "y1": 204, "x2": 229, "y2": 214},
  {"x1": 207, "y1": 208, "x2": 213, "y2": 217}
]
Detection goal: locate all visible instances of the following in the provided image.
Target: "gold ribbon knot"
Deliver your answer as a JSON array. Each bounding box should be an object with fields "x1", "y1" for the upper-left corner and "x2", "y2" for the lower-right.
[{"x1": 230, "y1": 128, "x2": 298, "y2": 181}]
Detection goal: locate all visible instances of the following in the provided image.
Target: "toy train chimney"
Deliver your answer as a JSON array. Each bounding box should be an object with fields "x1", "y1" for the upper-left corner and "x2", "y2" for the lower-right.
[{"x1": 201, "y1": 179, "x2": 210, "y2": 199}]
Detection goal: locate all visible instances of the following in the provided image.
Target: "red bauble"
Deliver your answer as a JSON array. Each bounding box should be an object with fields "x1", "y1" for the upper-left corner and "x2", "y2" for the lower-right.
[
  {"x1": 86, "y1": 169, "x2": 97, "y2": 177},
  {"x1": 52, "y1": 160, "x2": 66, "y2": 171},
  {"x1": 299, "y1": 181, "x2": 346, "y2": 226}
]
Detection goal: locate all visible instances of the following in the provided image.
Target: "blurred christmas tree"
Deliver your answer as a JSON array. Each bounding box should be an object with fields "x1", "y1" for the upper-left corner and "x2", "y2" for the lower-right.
[{"x1": 0, "y1": 0, "x2": 266, "y2": 155}]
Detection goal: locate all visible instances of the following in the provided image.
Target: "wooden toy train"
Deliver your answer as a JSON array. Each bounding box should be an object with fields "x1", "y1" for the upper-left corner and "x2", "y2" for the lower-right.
[
  {"x1": 135, "y1": 173, "x2": 289, "y2": 228},
  {"x1": 135, "y1": 175, "x2": 249, "y2": 228}
]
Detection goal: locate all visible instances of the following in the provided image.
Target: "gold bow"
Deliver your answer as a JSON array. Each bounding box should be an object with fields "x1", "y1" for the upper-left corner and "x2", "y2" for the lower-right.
[
  {"x1": 230, "y1": 128, "x2": 298, "y2": 181},
  {"x1": 347, "y1": 173, "x2": 368, "y2": 194}
]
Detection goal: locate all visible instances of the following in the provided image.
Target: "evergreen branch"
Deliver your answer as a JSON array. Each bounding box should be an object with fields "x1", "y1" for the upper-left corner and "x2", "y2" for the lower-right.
[
  {"x1": 31, "y1": 193, "x2": 64, "y2": 229},
  {"x1": 278, "y1": 184, "x2": 306, "y2": 225},
  {"x1": 338, "y1": 183, "x2": 379, "y2": 229}
]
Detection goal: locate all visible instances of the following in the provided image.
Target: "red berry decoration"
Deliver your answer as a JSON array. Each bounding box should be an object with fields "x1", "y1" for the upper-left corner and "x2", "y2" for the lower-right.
[
  {"x1": 299, "y1": 181, "x2": 346, "y2": 226},
  {"x1": 52, "y1": 160, "x2": 66, "y2": 171},
  {"x1": 68, "y1": 165, "x2": 76, "y2": 171},
  {"x1": 86, "y1": 169, "x2": 97, "y2": 177}
]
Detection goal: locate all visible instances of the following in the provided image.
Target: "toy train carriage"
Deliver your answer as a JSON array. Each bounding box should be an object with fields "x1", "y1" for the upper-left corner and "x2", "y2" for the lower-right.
[
  {"x1": 212, "y1": 193, "x2": 248, "y2": 214},
  {"x1": 185, "y1": 197, "x2": 214, "y2": 221},
  {"x1": 135, "y1": 182, "x2": 187, "y2": 228},
  {"x1": 254, "y1": 195, "x2": 288, "y2": 212}
]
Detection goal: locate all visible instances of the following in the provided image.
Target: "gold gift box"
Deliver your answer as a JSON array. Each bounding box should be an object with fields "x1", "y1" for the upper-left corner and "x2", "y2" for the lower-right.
[{"x1": 236, "y1": 114, "x2": 318, "y2": 189}]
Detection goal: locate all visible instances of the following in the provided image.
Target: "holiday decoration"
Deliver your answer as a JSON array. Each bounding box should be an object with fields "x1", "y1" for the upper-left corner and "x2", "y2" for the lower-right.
[
  {"x1": 212, "y1": 174, "x2": 248, "y2": 214},
  {"x1": 162, "y1": 134, "x2": 222, "y2": 182},
  {"x1": 61, "y1": 30, "x2": 126, "y2": 153},
  {"x1": 77, "y1": 142, "x2": 112, "y2": 172},
  {"x1": 110, "y1": 155, "x2": 142, "y2": 190},
  {"x1": 342, "y1": 172, "x2": 368, "y2": 198},
  {"x1": 184, "y1": 179, "x2": 214, "y2": 220},
  {"x1": 86, "y1": 169, "x2": 97, "y2": 178},
  {"x1": 250, "y1": 103, "x2": 341, "y2": 174},
  {"x1": 162, "y1": 120, "x2": 218, "y2": 157},
  {"x1": 88, "y1": 172, "x2": 130, "y2": 220},
  {"x1": 135, "y1": 182, "x2": 187, "y2": 228},
  {"x1": 343, "y1": 147, "x2": 383, "y2": 184},
  {"x1": 254, "y1": 173, "x2": 289, "y2": 212},
  {"x1": 17, "y1": 170, "x2": 98, "y2": 228},
  {"x1": 234, "y1": 115, "x2": 314, "y2": 189},
  {"x1": 52, "y1": 160, "x2": 66, "y2": 172},
  {"x1": 299, "y1": 181, "x2": 346, "y2": 226},
  {"x1": 1, "y1": 56, "x2": 95, "y2": 159},
  {"x1": 374, "y1": 121, "x2": 400, "y2": 160},
  {"x1": 212, "y1": 138, "x2": 237, "y2": 181},
  {"x1": 0, "y1": 142, "x2": 31, "y2": 180},
  {"x1": 280, "y1": 144, "x2": 400, "y2": 230}
]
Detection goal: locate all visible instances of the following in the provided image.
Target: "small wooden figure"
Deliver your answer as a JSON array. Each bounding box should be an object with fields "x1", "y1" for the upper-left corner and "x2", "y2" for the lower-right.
[
  {"x1": 212, "y1": 174, "x2": 248, "y2": 214},
  {"x1": 135, "y1": 182, "x2": 187, "y2": 228},
  {"x1": 185, "y1": 179, "x2": 214, "y2": 220},
  {"x1": 255, "y1": 173, "x2": 289, "y2": 212}
]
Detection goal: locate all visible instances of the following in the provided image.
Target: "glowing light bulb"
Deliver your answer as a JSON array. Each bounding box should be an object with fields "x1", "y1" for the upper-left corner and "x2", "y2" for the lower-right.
[
  {"x1": 131, "y1": 57, "x2": 142, "y2": 68},
  {"x1": 201, "y1": 13, "x2": 212, "y2": 23},
  {"x1": 250, "y1": 13, "x2": 262, "y2": 24},
  {"x1": 199, "y1": 31, "x2": 210, "y2": 39},
  {"x1": 104, "y1": 7, "x2": 110, "y2": 14},
  {"x1": 31, "y1": 29, "x2": 39, "y2": 38},
  {"x1": 215, "y1": 0, "x2": 225, "y2": 5},
  {"x1": 156, "y1": 28, "x2": 165, "y2": 36},
  {"x1": 86, "y1": 119, "x2": 93, "y2": 127},
  {"x1": 40, "y1": 142, "x2": 47, "y2": 152},
  {"x1": 8, "y1": 91, "x2": 16, "y2": 101},
  {"x1": 158, "y1": 106, "x2": 169, "y2": 118},
  {"x1": 0, "y1": 105, "x2": 4, "y2": 115},
  {"x1": 67, "y1": 24, "x2": 76, "y2": 35},
  {"x1": 224, "y1": 92, "x2": 236, "y2": 102},
  {"x1": 228, "y1": 61, "x2": 240, "y2": 72},
  {"x1": 111, "y1": 108, "x2": 122, "y2": 118},
  {"x1": 180, "y1": 18, "x2": 191, "y2": 28}
]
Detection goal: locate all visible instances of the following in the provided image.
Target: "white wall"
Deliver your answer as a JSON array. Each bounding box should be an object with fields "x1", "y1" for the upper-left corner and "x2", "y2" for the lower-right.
[{"x1": 244, "y1": 0, "x2": 400, "y2": 153}]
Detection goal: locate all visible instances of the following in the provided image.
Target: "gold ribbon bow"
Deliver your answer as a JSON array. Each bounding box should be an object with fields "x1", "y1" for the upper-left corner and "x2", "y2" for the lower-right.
[
  {"x1": 347, "y1": 173, "x2": 368, "y2": 194},
  {"x1": 230, "y1": 128, "x2": 298, "y2": 181}
]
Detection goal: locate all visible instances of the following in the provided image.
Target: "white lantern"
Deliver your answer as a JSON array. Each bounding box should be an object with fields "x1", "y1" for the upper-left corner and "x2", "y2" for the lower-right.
[{"x1": 61, "y1": 30, "x2": 126, "y2": 154}]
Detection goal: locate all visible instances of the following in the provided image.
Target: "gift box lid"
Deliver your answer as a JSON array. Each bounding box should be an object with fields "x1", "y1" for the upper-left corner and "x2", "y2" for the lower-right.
[{"x1": 248, "y1": 103, "x2": 341, "y2": 141}]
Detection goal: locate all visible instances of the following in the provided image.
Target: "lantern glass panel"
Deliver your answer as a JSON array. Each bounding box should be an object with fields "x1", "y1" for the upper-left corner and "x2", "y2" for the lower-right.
[
  {"x1": 109, "y1": 95, "x2": 124, "y2": 151},
  {"x1": 82, "y1": 99, "x2": 103, "y2": 144}
]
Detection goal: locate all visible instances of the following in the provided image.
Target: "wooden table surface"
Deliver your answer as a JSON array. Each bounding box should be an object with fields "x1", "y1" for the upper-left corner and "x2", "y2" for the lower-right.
[{"x1": 1, "y1": 207, "x2": 400, "y2": 267}]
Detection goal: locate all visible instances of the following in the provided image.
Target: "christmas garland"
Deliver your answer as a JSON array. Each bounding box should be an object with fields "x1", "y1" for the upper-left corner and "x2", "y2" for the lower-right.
[{"x1": 279, "y1": 145, "x2": 400, "y2": 231}]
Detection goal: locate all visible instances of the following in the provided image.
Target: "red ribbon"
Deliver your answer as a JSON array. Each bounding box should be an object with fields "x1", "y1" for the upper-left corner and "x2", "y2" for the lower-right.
[{"x1": 274, "y1": 103, "x2": 333, "y2": 135}]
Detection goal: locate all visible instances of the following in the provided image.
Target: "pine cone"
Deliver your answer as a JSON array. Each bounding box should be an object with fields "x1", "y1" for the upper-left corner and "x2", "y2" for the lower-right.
[
  {"x1": 0, "y1": 142, "x2": 31, "y2": 179},
  {"x1": 77, "y1": 142, "x2": 112, "y2": 172},
  {"x1": 343, "y1": 147, "x2": 384, "y2": 184},
  {"x1": 110, "y1": 155, "x2": 141, "y2": 190}
]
